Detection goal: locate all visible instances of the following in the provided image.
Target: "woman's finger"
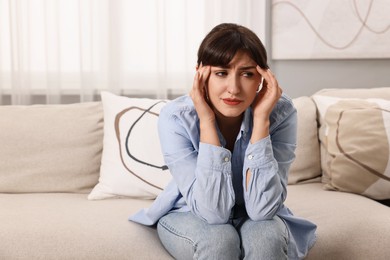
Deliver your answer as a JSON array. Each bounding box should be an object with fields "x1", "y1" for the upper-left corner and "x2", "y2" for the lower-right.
[
  {"x1": 191, "y1": 66, "x2": 209, "y2": 101},
  {"x1": 256, "y1": 66, "x2": 280, "y2": 91},
  {"x1": 256, "y1": 65, "x2": 269, "y2": 81},
  {"x1": 201, "y1": 66, "x2": 211, "y2": 91},
  {"x1": 195, "y1": 66, "x2": 210, "y2": 97}
]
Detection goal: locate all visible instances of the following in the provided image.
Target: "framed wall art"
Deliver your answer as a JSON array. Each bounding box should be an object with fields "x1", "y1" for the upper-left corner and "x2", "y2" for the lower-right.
[{"x1": 271, "y1": 0, "x2": 390, "y2": 59}]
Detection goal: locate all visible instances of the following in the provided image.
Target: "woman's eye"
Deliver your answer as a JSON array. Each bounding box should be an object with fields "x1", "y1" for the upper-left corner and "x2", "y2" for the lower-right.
[
  {"x1": 242, "y1": 72, "x2": 254, "y2": 77},
  {"x1": 215, "y1": 71, "x2": 227, "y2": 77}
]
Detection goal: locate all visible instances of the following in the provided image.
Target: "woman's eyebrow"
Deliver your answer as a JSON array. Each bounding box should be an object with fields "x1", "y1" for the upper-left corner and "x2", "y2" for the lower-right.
[
  {"x1": 238, "y1": 66, "x2": 256, "y2": 70},
  {"x1": 213, "y1": 65, "x2": 256, "y2": 70},
  {"x1": 214, "y1": 65, "x2": 230, "y2": 69}
]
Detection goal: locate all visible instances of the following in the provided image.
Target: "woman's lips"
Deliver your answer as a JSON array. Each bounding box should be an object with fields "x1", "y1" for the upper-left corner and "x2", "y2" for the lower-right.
[{"x1": 222, "y1": 98, "x2": 242, "y2": 106}]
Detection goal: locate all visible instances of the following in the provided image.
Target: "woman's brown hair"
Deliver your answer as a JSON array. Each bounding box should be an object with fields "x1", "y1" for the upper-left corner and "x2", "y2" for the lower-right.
[{"x1": 197, "y1": 23, "x2": 268, "y2": 69}]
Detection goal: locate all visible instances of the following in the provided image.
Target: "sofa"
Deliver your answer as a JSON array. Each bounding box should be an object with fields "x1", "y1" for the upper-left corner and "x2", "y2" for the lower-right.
[{"x1": 1, "y1": 87, "x2": 390, "y2": 260}]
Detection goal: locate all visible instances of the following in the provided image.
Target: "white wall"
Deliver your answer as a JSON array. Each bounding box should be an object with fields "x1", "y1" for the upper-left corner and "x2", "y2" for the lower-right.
[{"x1": 272, "y1": 59, "x2": 390, "y2": 98}]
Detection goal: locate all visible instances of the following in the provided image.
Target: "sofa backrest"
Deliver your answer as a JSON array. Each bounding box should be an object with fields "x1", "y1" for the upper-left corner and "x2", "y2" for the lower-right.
[
  {"x1": 0, "y1": 94, "x2": 326, "y2": 194},
  {"x1": 0, "y1": 102, "x2": 103, "y2": 193},
  {"x1": 314, "y1": 87, "x2": 390, "y2": 99},
  {"x1": 289, "y1": 96, "x2": 322, "y2": 184}
]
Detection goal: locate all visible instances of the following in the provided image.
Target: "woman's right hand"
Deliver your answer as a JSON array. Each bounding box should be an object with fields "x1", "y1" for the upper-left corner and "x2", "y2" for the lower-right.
[
  {"x1": 189, "y1": 64, "x2": 214, "y2": 123},
  {"x1": 190, "y1": 64, "x2": 220, "y2": 147}
]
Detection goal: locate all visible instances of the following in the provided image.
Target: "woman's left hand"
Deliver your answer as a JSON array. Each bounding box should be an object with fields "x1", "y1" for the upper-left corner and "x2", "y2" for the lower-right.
[
  {"x1": 249, "y1": 66, "x2": 282, "y2": 144},
  {"x1": 251, "y1": 66, "x2": 282, "y2": 121}
]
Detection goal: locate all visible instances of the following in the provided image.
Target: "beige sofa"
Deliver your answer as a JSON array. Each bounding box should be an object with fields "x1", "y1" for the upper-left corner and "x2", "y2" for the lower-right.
[{"x1": 1, "y1": 88, "x2": 390, "y2": 260}]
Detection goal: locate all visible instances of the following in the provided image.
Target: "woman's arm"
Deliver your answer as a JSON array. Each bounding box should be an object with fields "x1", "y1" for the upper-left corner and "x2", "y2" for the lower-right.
[
  {"x1": 244, "y1": 106, "x2": 297, "y2": 220},
  {"x1": 158, "y1": 65, "x2": 235, "y2": 224},
  {"x1": 190, "y1": 65, "x2": 221, "y2": 148},
  {"x1": 246, "y1": 67, "x2": 283, "y2": 188},
  {"x1": 158, "y1": 107, "x2": 235, "y2": 224},
  {"x1": 244, "y1": 67, "x2": 296, "y2": 221}
]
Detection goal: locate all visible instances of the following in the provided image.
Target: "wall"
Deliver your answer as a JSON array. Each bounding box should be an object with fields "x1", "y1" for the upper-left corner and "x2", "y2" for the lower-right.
[{"x1": 271, "y1": 59, "x2": 390, "y2": 98}]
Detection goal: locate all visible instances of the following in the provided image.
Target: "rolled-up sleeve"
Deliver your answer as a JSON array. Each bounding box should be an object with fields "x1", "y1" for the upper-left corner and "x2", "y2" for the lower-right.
[
  {"x1": 244, "y1": 108, "x2": 297, "y2": 221},
  {"x1": 158, "y1": 105, "x2": 235, "y2": 224},
  {"x1": 194, "y1": 143, "x2": 235, "y2": 224}
]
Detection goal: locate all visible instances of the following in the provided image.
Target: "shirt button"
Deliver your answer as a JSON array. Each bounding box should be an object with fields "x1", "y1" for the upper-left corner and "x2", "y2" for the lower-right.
[
  {"x1": 248, "y1": 155, "x2": 253, "y2": 160},
  {"x1": 224, "y1": 157, "x2": 230, "y2": 162}
]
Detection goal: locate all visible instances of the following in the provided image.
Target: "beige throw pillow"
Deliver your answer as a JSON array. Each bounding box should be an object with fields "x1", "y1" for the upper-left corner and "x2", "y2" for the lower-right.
[{"x1": 312, "y1": 95, "x2": 390, "y2": 200}]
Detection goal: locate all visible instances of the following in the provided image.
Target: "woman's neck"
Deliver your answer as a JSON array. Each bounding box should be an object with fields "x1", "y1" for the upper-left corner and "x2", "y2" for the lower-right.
[{"x1": 215, "y1": 112, "x2": 244, "y2": 152}]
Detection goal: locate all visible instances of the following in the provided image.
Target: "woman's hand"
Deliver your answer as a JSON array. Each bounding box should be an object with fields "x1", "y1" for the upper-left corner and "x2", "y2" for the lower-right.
[
  {"x1": 189, "y1": 64, "x2": 214, "y2": 123},
  {"x1": 252, "y1": 66, "x2": 282, "y2": 120},
  {"x1": 250, "y1": 66, "x2": 282, "y2": 143},
  {"x1": 190, "y1": 64, "x2": 221, "y2": 147}
]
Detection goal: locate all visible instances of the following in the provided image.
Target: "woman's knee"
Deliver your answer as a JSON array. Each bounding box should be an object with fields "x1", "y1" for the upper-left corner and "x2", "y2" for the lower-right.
[
  {"x1": 240, "y1": 216, "x2": 288, "y2": 260},
  {"x1": 157, "y1": 212, "x2": 241, "y2": 260},
  {"x1": 195, "y1": 224, "x2": 241, "y2": 258}
]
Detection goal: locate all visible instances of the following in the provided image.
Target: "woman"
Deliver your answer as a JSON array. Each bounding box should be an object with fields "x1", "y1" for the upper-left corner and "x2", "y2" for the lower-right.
[{"x1": 130, "y1": 23, "x2": 316, "y2": 260}]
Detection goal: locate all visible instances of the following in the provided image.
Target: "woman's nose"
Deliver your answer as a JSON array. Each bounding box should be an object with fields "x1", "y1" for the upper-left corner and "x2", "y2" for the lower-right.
[{"x1": 227, "y1": 76, "x2": 240, "y2": 94}]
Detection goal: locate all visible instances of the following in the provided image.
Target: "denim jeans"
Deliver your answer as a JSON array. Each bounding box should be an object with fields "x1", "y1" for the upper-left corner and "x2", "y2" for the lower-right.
[{"x1": 157, "y1": 210, "x2": 288, "y2": 260}]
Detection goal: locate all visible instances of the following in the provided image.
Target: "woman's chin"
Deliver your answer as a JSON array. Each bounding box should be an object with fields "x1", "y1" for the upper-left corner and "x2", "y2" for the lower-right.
[{"x1": 215, "y1": 109, "x2": 245, "y2": 119}]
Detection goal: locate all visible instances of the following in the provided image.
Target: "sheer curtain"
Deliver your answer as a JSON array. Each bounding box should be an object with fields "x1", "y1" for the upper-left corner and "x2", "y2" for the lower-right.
[{"x1": 0, "y1": 0, "x2": 266, "y2": 105}]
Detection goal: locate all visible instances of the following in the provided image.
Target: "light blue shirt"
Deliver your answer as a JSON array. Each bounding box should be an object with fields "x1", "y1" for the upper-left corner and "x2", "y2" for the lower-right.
[{"x1": 130, "y1": 94, "x2": 316, "y2": 259}]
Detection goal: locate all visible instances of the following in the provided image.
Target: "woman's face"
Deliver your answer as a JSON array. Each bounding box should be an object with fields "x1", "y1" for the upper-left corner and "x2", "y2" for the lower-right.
[{"x1": 207, "y1": 50, "x2": 262, "y2": 119}]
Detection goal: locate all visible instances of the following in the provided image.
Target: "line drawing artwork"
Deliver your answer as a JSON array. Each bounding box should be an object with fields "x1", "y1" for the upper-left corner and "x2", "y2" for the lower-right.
[{"x1": 272, "y1": 0, "x2": 390, "y2": 59}]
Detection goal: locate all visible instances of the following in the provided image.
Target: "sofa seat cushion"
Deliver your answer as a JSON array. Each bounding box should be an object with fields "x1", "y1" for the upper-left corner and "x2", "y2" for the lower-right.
[
  {"x1": 0, "y1": 193, "x2": 173, "y2": 260},
  {"x1": 286, "y1": 183, "x2": 390, "y2": 260},
  {"x1": 2, "y1": 184, "x2": 390, "y2": 260}
]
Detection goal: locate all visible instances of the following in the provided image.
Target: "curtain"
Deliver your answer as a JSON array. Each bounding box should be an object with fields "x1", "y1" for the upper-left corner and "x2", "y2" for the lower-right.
[{"x1": 0, "y1": 0, "x2": 266, "y2": 105}]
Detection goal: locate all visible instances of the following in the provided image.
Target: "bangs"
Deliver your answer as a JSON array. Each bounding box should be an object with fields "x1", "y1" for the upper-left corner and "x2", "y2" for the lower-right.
[
  {"x1": 198, "y1": 32, "x2": 245, "y2": 67},
  {"x1": 197, "y1": 23, "x2": 268, "y2": 68},
  {"x1": 201, "y1": 34, "x2": 242, "y2": 66}
]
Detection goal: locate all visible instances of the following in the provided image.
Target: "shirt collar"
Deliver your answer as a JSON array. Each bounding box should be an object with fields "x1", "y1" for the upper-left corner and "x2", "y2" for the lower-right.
[
  {"x1": 237, "y1": 108, "x2": 252, "y2": 140},
  {"x1": 216, "y1": 107, "x2": 253, "y2": 146}
]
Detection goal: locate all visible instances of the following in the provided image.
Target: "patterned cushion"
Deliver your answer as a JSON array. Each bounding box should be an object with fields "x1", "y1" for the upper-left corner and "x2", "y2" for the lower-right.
[
  {"x1": 312, "y1": 94, "x2": 390, "y2": 199},
  {"x1": 88, "y1": 91, "x2": 171, "y2": 200}
]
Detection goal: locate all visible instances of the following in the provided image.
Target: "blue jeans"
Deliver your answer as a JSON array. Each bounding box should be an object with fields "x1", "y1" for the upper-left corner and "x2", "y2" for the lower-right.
[{"x1": 157, "y1": 211, "x2": 288, "y2": 260}]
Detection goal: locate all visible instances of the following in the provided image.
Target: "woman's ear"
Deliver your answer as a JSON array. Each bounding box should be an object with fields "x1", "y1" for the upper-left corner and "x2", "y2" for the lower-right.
[{"x1": 257, "y1": 78, "x2": 264, "y2": 93}]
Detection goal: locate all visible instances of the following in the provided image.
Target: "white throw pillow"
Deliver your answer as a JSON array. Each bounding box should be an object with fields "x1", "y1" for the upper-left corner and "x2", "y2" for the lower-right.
[{"x1": 88, "y1": 91, "x2": 172, "y2": 200}]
